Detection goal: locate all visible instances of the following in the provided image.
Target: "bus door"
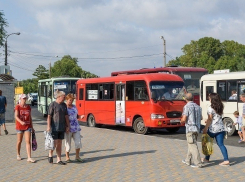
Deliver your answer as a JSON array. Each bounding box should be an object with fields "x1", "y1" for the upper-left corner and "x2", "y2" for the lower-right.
[
  {"x1": 76, "y1": 86, "x2": 85, "y2": 121},
  {"x1": 115, "y1": 84, "x2": 126, "y2": 125},
  {"x1": 202, "y1": 81, "x2": 216, "y2": 120}
]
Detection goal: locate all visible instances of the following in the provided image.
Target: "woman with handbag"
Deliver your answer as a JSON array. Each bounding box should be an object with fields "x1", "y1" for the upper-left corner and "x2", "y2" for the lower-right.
[
  {"x1": 15, "y1": 94, "x2": 35, "y2": 163},
  {"x1": 202, "y1": 93, "x2": 230, "y2": 166}
]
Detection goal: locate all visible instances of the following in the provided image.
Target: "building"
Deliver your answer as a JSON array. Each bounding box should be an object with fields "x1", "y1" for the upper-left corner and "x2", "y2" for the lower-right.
[
  {"x1": 0, "y1": 74, "x2": 16, "y2": 121},
  {"x1": 0, "y1": 65, "x2": 12, "y2": 75}
]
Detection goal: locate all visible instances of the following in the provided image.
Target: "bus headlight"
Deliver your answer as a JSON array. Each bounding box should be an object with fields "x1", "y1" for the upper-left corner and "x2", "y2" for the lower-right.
[{"x1": 151, "y1": 114, "x2": 164, "y2": 119}]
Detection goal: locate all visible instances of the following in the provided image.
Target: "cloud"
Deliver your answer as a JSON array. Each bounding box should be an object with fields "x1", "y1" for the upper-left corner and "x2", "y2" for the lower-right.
[{"x1": 2, "y1": 0, "x2": 245, "y2": 79}]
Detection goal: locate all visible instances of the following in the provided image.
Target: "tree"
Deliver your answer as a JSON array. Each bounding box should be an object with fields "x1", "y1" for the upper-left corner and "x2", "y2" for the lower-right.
[
  {"x1": 0, "y1": 11, "x2": 8, "y2": 48},
  {"x1": 19, "y1": 78, "x2": 38, "y2": 94},
  {"x1": 33, "y1": 65, "x2": 49, "y2": 79},
  {"x1": 51, "y1": 55, "x2": 98, "y2": 78},
  {"x1": 167, "y1": 37, "x2": 245, "y2": 73}
]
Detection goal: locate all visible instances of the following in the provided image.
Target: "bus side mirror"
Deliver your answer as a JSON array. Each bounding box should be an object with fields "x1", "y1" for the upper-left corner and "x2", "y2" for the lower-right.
[
  {"x1": 48, "y1": 90, "x2": 52, "y2": 97},
  {"x1": 151, "y1": 91, "x2": 157, "y2": 102}
]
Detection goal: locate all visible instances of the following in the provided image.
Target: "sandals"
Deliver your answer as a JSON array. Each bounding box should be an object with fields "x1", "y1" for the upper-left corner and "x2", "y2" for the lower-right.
[
  {"x1": 201, "y1": 158, "x2": 209, "y2": 163},
  {"x1": 57, "y1": 161, "x2": 66, "y2": 165},
  {"x1": 27, "y1": 158, "x2": 36, "y2": 163},
  {"x1": 48, "y1": 157, "x2": 53, "y2": 164},
  {"x1": 66, "y1": 159, "x2": 72, "y2": 163},
  {"x1": 219, "y1": 161, "x2": 230, "y2": 166},
  {"x1": 17, "y1": 155, "x2": 21, "y2": 161},
  {"x1": 75, "y1": 158, "x2": 84, "y2": 162}
]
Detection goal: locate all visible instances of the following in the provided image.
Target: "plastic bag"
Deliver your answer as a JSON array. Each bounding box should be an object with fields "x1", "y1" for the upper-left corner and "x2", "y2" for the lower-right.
[
  {"x1": 44, "y1": 131, "x2": 54, "y2": 150},
  {"x1": 202, "y1": 134, "x2": 214, "y2": 156},
  {"x1": 32, "y1": 132, "x2": 37, "y2": 151}
]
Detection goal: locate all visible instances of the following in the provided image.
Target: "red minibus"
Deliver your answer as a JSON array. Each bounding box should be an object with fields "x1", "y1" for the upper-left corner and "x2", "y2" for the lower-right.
[
  {"x1": 76, "y1": 73, "x2": 186, "y2": 134},
  {"x1": 111, "y1": 66, "x2": 208, "y2": 105}
]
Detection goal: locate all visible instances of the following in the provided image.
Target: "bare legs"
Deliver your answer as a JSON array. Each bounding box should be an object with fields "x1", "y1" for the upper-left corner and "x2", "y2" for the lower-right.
[
  {"x1": 16, "y1": 131, "x2": 33, "y2": 160},
  {"x1": 49, "y1": 139, "x2": 62, "y2": 162}
]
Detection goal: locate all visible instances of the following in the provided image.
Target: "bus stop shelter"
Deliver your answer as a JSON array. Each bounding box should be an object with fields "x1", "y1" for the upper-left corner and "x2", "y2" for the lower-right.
[{"x1": 0, "y1": 74, "x2": 16, "y2": 121}]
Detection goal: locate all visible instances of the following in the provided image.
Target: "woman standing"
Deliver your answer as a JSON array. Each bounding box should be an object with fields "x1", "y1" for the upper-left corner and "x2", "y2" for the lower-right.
[
  {"x1": 203, "y1": 93, "x2": 230, "y2": 166},
  {"x1": 15, "y1": 94, "x2": 35, "y2": 163},
  {"x1": 64, "y1": 94, "x2": 83, "y2": 162}
]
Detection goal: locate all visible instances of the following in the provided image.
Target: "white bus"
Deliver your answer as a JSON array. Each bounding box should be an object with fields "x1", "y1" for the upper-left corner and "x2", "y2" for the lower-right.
[
  {"x1": 38, "y1": 77, "x2": 79, "y2": 117},
  {"x1": 200, "y1": 71, "x2": 245, "y2": 136}
]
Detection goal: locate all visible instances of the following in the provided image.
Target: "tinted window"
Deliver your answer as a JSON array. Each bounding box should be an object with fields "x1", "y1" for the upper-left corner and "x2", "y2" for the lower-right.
[{"x1": 217, "y1": 81, "x2": 226, "y2": 100}]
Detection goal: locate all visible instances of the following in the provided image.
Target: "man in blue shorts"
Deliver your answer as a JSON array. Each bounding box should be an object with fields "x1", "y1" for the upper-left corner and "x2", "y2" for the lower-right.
[{"x1": 0, "y1": 90, "x2": 8, "y2": 135}]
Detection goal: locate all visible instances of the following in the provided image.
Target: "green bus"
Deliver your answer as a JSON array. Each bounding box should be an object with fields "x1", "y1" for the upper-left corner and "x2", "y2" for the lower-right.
[{"x1": 38, "y1": 77, "x2": 80, "y2": 116}]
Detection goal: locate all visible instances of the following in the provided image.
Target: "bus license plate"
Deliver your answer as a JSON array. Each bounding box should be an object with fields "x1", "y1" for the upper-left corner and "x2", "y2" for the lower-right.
[{"x1": 170, "y1": 119, "x2": 180, "y2": 123}]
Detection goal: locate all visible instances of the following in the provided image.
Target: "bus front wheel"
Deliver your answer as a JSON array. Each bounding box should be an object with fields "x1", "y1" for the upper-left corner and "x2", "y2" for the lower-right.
[
  {"x1": 223, "y1": 118, "x2": 236, "y2": 136},
  {"x1": 88, "y1": 114, "x2": 96, "y2": 127},
  {"x1": 133, "y1": 117, "x2": 148, "y2": 135}
]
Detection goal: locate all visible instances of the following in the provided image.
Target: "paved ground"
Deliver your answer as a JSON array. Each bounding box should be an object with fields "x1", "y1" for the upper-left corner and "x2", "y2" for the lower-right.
[{"x1": 1, "y1": 108, "x2": 245, "y2": 181}]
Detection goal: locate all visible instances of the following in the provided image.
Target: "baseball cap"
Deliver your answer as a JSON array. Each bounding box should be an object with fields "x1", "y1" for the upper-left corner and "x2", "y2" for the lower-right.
[{"x1": 19, "y1": 94, "x2": 27, "y2": 99}]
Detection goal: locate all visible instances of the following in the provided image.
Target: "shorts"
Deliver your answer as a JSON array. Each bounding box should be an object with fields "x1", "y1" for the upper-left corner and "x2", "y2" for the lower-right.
[
  {"x1": 64, "y1": 131, "x2": 82, "y2": 152},
  {"x1": 51, "y1": 131, "x2": 65, "y2": 140},
  {"x1": 0, "y1": 113, "x2": 5, "y2": 125},
  {"x1": 238, "y1": 128, "x2": 242, "y2": 132},
  {"x1": 16, "y1": 128, "x2": 32, "y2": 133}
]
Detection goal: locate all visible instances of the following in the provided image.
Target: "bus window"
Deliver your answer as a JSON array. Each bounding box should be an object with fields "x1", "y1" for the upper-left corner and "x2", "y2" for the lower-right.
[
  {"x1": 126, "y1": 81, "x2": 148, "y2": 101},
  {"x1": 238, "y1": 82, "x2": 245, "y2": 100},
  {"x1": 79, "y1": 88, "x2": 84, "y2": 100},
  {"x1": 227, "y1": 81, "x2": 237, "y2": 101},
  {"x1": 217, "y1": 81, "x2": 226, "y2": 100},
  {"x1": 206, "y1": 86, "x2": 214, "y2": 101}
]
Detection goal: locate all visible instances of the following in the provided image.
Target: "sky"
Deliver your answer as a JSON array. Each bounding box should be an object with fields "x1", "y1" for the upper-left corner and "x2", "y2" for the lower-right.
[{"x1": 0, "y1": 0, "x2": 245, "y2": 80}]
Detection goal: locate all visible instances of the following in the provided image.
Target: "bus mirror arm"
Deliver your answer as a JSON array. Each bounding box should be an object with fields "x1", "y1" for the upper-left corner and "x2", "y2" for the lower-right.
[
  {"x1": 151, "y1": 91, "x2": 157, "y2": 103},
  {"x1": 48, "y1": 90, "x2": 52, "y2": 97}
]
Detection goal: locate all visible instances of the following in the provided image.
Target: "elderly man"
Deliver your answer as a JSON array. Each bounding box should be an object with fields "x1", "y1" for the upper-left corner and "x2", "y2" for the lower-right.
[
  {"x1": 181, "y1": 93, "x2": 203, "y2": 168},
  {"x1": 47, "y1": 91, "x2": 70, "y2": 165}
]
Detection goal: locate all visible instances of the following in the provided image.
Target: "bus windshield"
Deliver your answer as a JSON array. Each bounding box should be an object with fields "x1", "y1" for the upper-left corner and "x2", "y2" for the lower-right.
[
  {"x1": 174, "y1": 72, "x2": 206, "y2": 94},
  {"x1": 54, "y1": 80, "x2": 77, "y2": 95},
  {"x1": 150, "y1": 81, "x2": 185, "y2": 101}
]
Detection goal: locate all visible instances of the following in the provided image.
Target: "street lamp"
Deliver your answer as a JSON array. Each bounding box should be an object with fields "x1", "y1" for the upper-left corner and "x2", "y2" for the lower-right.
[
  {"x1": 160, "y1": 36, "x2": 166, "y2": 67},
  {"x1": 5, "y1": 32, "x2": 21, "y2": 66}
]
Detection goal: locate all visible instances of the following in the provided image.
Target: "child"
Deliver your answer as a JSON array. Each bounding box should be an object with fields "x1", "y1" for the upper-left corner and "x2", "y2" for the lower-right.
[{"x1": 233, "y1": 111, "x2": 243, "y2": 143}]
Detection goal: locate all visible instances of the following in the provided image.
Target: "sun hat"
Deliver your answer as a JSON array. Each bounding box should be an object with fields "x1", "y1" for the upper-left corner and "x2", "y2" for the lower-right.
[{"x1": 19, "y1": 94, "x2": 27, "y2": 99}]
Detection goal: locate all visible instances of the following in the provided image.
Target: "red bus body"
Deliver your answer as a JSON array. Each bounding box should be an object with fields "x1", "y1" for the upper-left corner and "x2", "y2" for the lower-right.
[
  {"x1": 76, "y1": 73, "x2": 186, "y2": 134},
  {"x1": 111, "y1": 67, "x2": 208, "y2": 105}
]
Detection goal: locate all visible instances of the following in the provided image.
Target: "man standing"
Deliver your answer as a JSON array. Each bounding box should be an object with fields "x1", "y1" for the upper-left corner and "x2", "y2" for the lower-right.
[
  {"x1": 0, "y1": 90, "x2": 8, "y2": 135},
  {"x1": 181, "y1": 93, "x2": 202, "y2": 168},
  {"x1": 47, "y1": 91, "x2": 70, "y2": 165}
]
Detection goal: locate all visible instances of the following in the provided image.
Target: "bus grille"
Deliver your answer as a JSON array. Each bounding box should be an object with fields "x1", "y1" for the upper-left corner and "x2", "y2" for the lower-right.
[{"x1": 166, "y1": 111, "x2": 182, "y2": 118}]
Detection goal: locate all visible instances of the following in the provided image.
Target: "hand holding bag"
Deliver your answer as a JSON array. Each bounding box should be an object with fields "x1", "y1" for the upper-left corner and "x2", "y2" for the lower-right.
[
  {"x1": 44, "y1": 131, "x2": 54, "y2": 150},
  {"x1": 32, "y1": 132, "x2": 37, "y2": 151},
  {"x1": 202, "y1": 134, "x2": 214, "y2": 156}
]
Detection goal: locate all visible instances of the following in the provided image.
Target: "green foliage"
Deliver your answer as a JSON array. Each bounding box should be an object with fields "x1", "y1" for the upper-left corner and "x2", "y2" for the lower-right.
[
  {"x1": 51, "y1": 55, "x2": 98, "y2": 78},
  {"x1": 33, "y1": 65, "x2": 49, "y2": 79},
  {"x1": 19, "y1": 55, "x2": 98, "y2": 94},
  {"x1": 0, "y1": 11, "x2": 8, "y2": 48},
  {"x1": 19, "y1": 78, "x2": 38, "y2": 94},
  {"x1": 167, "y1": 37, "x2": 245, "y2": 73}
]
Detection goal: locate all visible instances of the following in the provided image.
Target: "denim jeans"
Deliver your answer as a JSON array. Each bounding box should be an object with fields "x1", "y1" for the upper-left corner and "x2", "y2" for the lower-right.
[{"x1": 205, "y1": 130, "x2": 229, "y2": 161}]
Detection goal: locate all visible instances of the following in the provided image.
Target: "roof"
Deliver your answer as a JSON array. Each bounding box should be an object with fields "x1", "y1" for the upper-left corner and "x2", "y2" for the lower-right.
[
  {"x1": 0, "y1": 74, "x2": 16, "y2": 81},
  {"x1": 201, "y1": 71, "x2": 245, "y2": 81},
  {"x1": 111, "y1": 67, "x2": 208, "y2": 76},
  {"x1": 77, "y1": 73, "x2": 183, "y2": 84}
]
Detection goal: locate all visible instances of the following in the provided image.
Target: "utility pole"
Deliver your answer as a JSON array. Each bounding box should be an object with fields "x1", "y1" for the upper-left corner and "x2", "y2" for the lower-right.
[
  {"x1": 5, "y1": 32, "x2": 21, "y2": 66},
  {"x1": 160, "y1": 36, "x2": 166, "y2": 67},
  {"x1": 49, "y1": 62, "x2": 51, "y2": 78}
]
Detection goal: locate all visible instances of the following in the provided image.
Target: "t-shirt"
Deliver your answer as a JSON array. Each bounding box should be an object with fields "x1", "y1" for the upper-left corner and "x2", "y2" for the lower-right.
[
  {"x1": 0, "y1": 96, "x2": 7, "y2": 114},
  {"x1": 207, "y1": 106, "x2": 225, "y2": 133},
  {"x1": 182, "y1": 101, "x2": 202, "y2": 133},
  {"x1": 67, "y1": 105, "x2": 81, "y2": 133},
  {"x1": 235, "y1": 115, "x2": 243, "y2": 129},
  {"x1": 243, "y1": 103, "x2": 245, "y2": 116},
  {"x1": 48, "y1": 101, "x2": 68, "y2": 132},
  {"x1": 15, "y1": 104, "x2": 31, "y2": 130}
]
